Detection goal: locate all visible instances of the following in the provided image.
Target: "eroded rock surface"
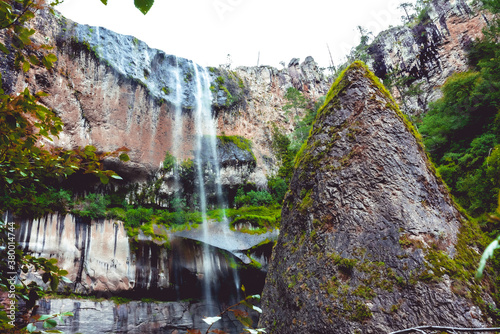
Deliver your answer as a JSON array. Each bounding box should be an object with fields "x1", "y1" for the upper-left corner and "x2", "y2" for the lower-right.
[
  {"x1": 36, "y1": 298, "x2": 257, "y2": 334},
  {"x1": 0, "y1": 9, "x2": 330, "y2": 190},
  {"x1": 259, "y1": 63, "x2": 489, "y2": 333},
  {"x1": 367, "y1": 0, "x2": 489, "y2": 114},
  {"x1": 13, "y1": 213, "x2": 273, "y2": 297}
]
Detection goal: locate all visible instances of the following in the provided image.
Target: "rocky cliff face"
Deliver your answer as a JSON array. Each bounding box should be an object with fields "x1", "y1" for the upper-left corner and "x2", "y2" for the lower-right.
[
  {"x1": 36, "y1": 297, "x2": 258, "y2": 334},
  {"x1": 366, "y1": 0, "x2": 489, "y2": 114},
  {"x1": 12, "y1": 213, "x2": 275, "y2": 297},
  {"x1": 0, "y1": 9, "x2": 329, "y2": 193},
  {"x1": 258, "y1": 62, "x2": 489, "y2": 333}
]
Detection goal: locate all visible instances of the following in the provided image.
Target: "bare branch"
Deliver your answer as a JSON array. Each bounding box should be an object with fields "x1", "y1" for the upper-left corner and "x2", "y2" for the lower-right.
[{"x1": 390, "y1": 326, "x2": 500, "y2": 334}]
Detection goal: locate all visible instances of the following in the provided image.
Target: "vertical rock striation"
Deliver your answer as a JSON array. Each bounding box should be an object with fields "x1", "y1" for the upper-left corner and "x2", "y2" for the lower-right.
[
  {"x1": 259, "y1": 62, "x2": 489, "y2": 333},
  {"x1": 366, "y1": 0, "x2": 489, "y2": 114}
]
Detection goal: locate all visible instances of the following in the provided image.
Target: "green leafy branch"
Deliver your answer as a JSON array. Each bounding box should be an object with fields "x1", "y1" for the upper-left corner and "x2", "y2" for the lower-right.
[
  {"x1": 26, "y1": 311, "x2": 74, "y2": 333},
  {"x1": 99, "y1": 0, "x2": 155, "y2": 15}
]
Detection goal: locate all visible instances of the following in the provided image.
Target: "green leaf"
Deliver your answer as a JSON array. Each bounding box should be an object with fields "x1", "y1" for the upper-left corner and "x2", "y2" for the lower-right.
[
  {"x1": 44, "y1": 330, "x2": 63, "y2": 333},
  {"x1": 43, "y1": 319, "x2": 57, "y2": 329},
  {"x1": 45, "y1": 54, "x2": 58, "y2": 62},
  {"x1": 26, "y1": 323, "x2": 36, "y2": 333},
  {"x1": 60, "y1": 276, "x2": 72, "y2": 284},
  {"x1": 476, "y1": 237, "x2": 500, "y2": 279},
  {"x1": 134, "y1": 0, "x2": 154, "y2": 14},
  {"x1": 0, "y1": 42, "x2": 9, "y2": 54},
  {"x1": 119, "y1": 153, "x2": 130, "y2": 162},
  {"x1": 247, "y1": 294, "x2": 261, "y2": 301},
  {"x1": 100, "y1": 0, "x2": 108, "y2": 4},
  {"x1": 22, "y1": 61, "x2": 30, "y2": 72},
  {"x1": 42, "y1": 54, "x2": 57, "y2": 70},
  {"x1": 6, "y1": 178, "x2": 13, "y2": 184},
  {"x1": 50, "y1": 275, "x2": 59, "y2": 291},
  {"x1": 99, "y1": 174, "x2": 109, "y2": 184},
  {"x1": 61, "y1": 311, "x2": 74, "y2": 317},
  {"x1": 29, "y1": 55, "x2": 39, "y2": 65},
  {"x1": 252, "y1": 305, "x2": 263, "y2": 313},
  {"x1": 39, "y1": 314, "x2": 53, "y2": 321}
]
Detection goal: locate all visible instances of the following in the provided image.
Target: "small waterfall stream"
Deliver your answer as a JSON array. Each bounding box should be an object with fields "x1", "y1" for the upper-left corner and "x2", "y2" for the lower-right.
[
  {"x1": 192, "y1": 63, "x2": 238, "y2": 319},
  {"x1": 171, "y1": 56, "x2": 184, "y2": 187}
]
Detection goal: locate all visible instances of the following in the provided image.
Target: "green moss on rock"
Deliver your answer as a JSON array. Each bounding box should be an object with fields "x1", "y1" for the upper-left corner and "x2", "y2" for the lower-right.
[{"x1": 218, "y1": 135, "x2": 257, "y2": 162}]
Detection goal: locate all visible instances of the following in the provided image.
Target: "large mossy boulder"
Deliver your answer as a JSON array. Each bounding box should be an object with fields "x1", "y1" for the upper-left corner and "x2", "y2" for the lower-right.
[{"x1": 259, "y1": 62, "x2": 491, "y2": 333}]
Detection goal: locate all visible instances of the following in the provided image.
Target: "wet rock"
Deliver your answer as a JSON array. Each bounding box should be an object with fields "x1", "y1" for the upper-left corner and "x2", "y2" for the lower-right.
[
  {"x1": 35, "y1": 298, "x2": 253, "y2": 334},
  {"x1": 14, "y1": 213, "x2": 273, "y2": 297},
  {"x1": 259, "y1": 62, "x2": 490, "y2": 333}
]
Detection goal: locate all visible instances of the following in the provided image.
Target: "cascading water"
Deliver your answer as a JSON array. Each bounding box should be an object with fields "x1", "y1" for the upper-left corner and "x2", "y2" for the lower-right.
[
  {"x1": 171, "y1": 56, "x2": 184, "y2": 186},
  {"x1": 191, "y1": 63, "x2": 241, "y2": 321}
]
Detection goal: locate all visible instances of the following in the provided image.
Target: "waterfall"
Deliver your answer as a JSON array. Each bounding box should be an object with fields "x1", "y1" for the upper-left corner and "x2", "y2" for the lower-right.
[
  {"x1": 172, "y1": 56, "x2": 184, "y2": 186},
  {"x1": 193, "y1": 64, "x2": 216, "y2": 312},
  {"x1": 191, "y1": 64, "x2": 241, "y2": 317}
]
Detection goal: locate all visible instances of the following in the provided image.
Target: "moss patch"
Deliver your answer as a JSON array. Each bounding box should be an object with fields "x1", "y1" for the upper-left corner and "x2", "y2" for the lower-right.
[
  {"x1": 228, "y1": 206, "x2": 281, "y2": 234},
  {"x1": 218, "y1": 135, "x2": 257, "y2": 162}
]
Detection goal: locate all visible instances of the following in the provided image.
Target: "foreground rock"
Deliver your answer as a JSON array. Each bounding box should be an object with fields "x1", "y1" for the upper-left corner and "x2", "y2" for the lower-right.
[{"x1": 259, "y1": 62, "x2": 490, "y2": 333}]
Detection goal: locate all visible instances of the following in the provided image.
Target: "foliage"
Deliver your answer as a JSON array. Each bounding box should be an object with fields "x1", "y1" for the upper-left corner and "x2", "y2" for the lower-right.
[
  {"x1": 272, "y1": 93, "x2": 324, "y2": 182},
  {"x1": 414, "y1": 0, "x2": 500, "y2": 309},
  {"x1": 0, "y1": 221, "x2": 73, "y2": 332},
  {"x1": 25, "y1": 311, "x2": 75, "y2": 333},
  {"x1": 163, "y1": 151, "x2": 176, "y2": 173},
  {"x1": 226, "y1": 205, "x2": 281, "y2": 234},
  {"x1": 418, "y1": 17, "x2": 500, "y2": 216},
  {"x1": 283, "y1": 87, "x2": 307, "y2": 116},
  {"x1": 125, "y1": 207, "x2": 154, "y2": 228},
  {"x1": 267, "y1": 177, "x2": 288, "y2": 204},
  {"x1": 482, "y1": 0, "x2": 500, "y2": 13},
  {"x1": 234, "y1": 188, "x2": 273, "y2": 208},
  {"x1": 347, "y1": 26, "x2": 372, "y2": 63},
  {"x1": 230, "y1": 214, "x2": 277, "y2": 234},
  {"x1": 271, "y1": 125, "x2": 294, "y2": 182},
  {"x1": 170, "y1": 196, "x2": 187, "y2": 212},
  {"x1": 73, "y1": 193, "x2": 110, "y2": 220},
  {"x1": 288, "y1": 103, "x2": 320, "y2": 152},
  {"x1": 99, "y1": 0, "x2": 155, "y2": 15},
  {"x1": 209, "y1": 69, "x2": 247, "y2": 108},
  {"x1": 157, "y1": 210, "x2": 202, "y2": 227}
]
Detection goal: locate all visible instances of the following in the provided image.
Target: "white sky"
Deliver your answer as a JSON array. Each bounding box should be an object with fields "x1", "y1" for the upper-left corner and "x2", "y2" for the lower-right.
[{"x1": 55, "y1": 0, "x2": 410, "y2": 69}]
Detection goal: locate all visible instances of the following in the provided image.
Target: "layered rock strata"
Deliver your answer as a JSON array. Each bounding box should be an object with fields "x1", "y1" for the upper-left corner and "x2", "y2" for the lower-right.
[
  {"x1": 13, "y1": 213, "x2": 274, "y2": 296},
  {"x1": 0, "y1": 9, "x2": 329, "y2": 190},
  {"x1": 259, "y1": 62, "x2": 489, "y2": 333}
]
